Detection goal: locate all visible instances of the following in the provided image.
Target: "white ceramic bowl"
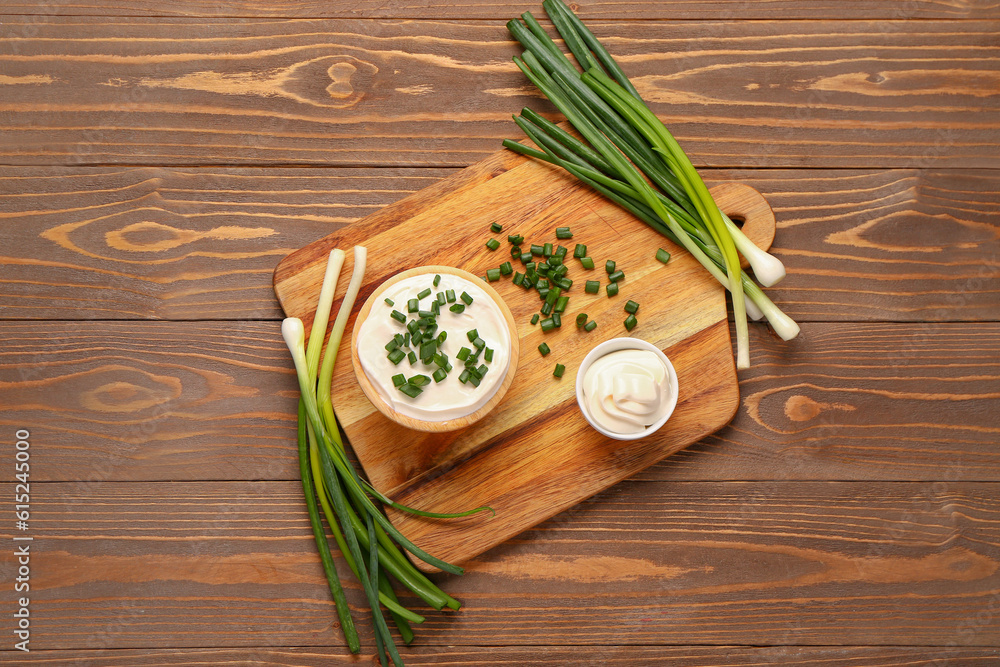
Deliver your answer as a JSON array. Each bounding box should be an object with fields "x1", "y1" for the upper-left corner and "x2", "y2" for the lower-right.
[{"x1": 574, "y1": 337, "x2": 679, "y2": 441}]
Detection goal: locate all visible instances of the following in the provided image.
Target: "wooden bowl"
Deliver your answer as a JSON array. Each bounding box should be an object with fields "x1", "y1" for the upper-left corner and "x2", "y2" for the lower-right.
[{"x1": 350, "y1": 265, "x2": 520, "y2": 433}]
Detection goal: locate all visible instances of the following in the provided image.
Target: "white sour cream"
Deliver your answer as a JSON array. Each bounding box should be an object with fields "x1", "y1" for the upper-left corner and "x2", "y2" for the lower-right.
[
  {"x1": 356, "y1": 272, "x2": 510, "y2": 422},
  {"x1": 581, "y1": 349, "x2": 671, "y2": 434}
]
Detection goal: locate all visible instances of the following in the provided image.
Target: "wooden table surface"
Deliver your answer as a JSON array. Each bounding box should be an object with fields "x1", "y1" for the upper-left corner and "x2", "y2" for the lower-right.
[{"x1": 1, "y1": 2, "x2": 998, "y2": 665}]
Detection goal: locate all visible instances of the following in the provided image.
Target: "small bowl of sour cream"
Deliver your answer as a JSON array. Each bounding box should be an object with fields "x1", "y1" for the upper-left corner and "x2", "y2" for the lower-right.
[
  {"x1": 575, "y1": 337, "x2": 679, "y2": 441},
  {"x1": 351, "y1": 265, "x2": 519, "y2": 433}
]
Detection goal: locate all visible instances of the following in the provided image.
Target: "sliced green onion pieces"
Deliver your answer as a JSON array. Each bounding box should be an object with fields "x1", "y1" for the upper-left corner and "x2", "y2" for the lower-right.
[
  {"x1": 584, "y1": 320, "x2": 598, "y2": 332},
  {"x1": 538, "y1": 342, "x2": 551, "y2": 356},
  {"x1": 580, "y1": 256, "x2": 595, "y2": 270},
  {"x1": 605, "y1": 260, "x2": 616, "y2": 274},
  {"x1": 624, "y1": 314, "x2": 637, "y2": 331},
  {"x1": 585, "y1": 280, "x2": 600, "y2": 294},
  {"x1": 553, "y1": 363, "x2": 565, "y2": 378},
  {"x1": 608, "y1": 269, "x2": 624, "y2": 283},
  {"x1": 625, "y1": 300, "x2": 639, "y2": 314},
  {"x1": 417, "y1": 288, "x2": 432, "y2": 300},
  {"x1": 556, "y1": 227, "x2": 573, "y2": 239},
  {"x1": 491, "y1": 222, "x2": 503, "y2": 233},
  {"x1": 656, "y1": 248, "x2": 671, "y2": 264},
  {"x1": 486, "y1": 238, "x2": 501, "y2": 251},
  {"x1": 606, "y1": 282, "x2": 619, "y2": 297},
  {"x1": 576, "y1": 313, "x2": 588, "y2": 327},
  {"x1": 461, "y1": 292, "x2": 474, "y2": 305}
]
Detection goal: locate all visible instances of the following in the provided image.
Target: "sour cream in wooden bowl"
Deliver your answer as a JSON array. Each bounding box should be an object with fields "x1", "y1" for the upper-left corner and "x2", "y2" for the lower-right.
[{"x1": 351, "y1": 266, "x2": 519, "y2": 433}]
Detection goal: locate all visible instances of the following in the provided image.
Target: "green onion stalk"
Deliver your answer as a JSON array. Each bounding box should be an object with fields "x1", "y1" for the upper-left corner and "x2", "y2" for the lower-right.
[
  {"x1": 282, "y1": 247, "x2": 492, "y2": 666},
  {"x1": 505, "y1": 0, "x2": 799, "y2": 365}
]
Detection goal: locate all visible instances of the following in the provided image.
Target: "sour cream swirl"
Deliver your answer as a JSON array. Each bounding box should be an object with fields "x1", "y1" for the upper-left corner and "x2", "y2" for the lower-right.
[{"x1": 581, "y1": 349, "x2": 671, "y2": 434}]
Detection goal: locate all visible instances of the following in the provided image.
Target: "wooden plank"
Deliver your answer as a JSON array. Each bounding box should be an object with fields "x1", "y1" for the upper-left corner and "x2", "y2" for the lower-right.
[
  {"x1": 0, "y1": 19, "x2": 997, "y2": 168},
  {"x1": 273, "y1": 141, "x2": 772, "y2": 569},
  {"x1": 2, "y1": 480, "x2": 998, "y2": 649},
  {"x1": 4, "y1": 645, "x2": 999, "y2": 666},
  {"x1": 2, "y1": 321, "x2": 997, "y2": 483},
  {"x1": 1, "y1": 167, "x2": 996, "y2": 322},
  {"x1": 2, "y1": 1, "x2": 997, "y2": 20}
]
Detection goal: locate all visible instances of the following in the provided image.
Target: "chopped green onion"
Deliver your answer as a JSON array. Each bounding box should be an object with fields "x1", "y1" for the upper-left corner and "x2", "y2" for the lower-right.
[
  {"x1": 407, "y1": 298, "x2": 419, "y2": 313},
  {"x1": 553, "y1": 363, "x2": 565, "y2": 378},
  {"x1": 490, "y1": 222, "x2": 503, "y2": 233},
  {"x1": 433, "y1": 352, "x2": 448, "y2": 367},
  {"x1": 584, "y1": 320, "x2": 598, "y2": 332},
  {"x1": 432, "y1": 368, "x2": 448, "y2": 383},
  {"x1": 606, "y1": 282, "x2": 619, "y2": 297},
  {"x1": 409, "y1": 374, "x2": 431, "y2": 387},
  {"x1": 420, "y1": 341, "x2": 437, "y2": 362},
  {"x1": 513, "y1": 272, "x2": 525, "y2": 286},
  {"x1": 476, "y1": 364, "x2": 488, "y2": 378},
  {"x1": 390, "y1": 310, "x2": 406, "y2": 323},
  {"x1": 531, "y1": 313, "x2": 540, "y2": 325},
  {"x1": 384, "y1": 298, "x2": 394, "y2": 307},
  {"x1": 520, "y1": 252, "x2": 533, "y2": 263},
  {"x1": 625, "y1": 300, "x2": 639, "y2": 314},
  {"x1": 500, "y1": 261, "x2": 513, "y2": 275},
  {"x1": 511, "y1": 245, "x2": 522, "y2": 258},
  {"x1": 552, "y1": 264, "x2": 569, "y2": 278},
  {"x1": 556, "y1": 227, "x2": 573, "y2": 239},
  {"x1": 486, "y1": 268, "x2": 501, "y2": 281},
  {"x1": 548, "y1": 254, "x2": 562, "y2": 267},
  {"x1": 580, "y1": 257, "x2": 595, "y2": 270},
  {"x1": 540, "y1": 317, "x2": 556, "y2": 332},
  {"x1": 538, "y1": 262, "x2": 550, "y2": 275},
  {"x1": 484, "y1": 347, "x2": 494, "y2": 362},
  {"x1": 552, "y1": 312, "x2": 562, "y2": 327},
  {"x1": 388, "y1": 348, "x2": 405, "y2": 365},
  {"x1": 608, "y1": 270, "x2": 624, "y2": 283},
  {"x1": 398, "y1": 382, "x2": 423, "y2": 398},
  {"x1": 457, "y1": 347, "x2": 471, "y2": 361},
  {"x1": 467, "y1": 329, "x2": 479, "y2": 342},
  {"x1": 417, "y1": 288, "x2": 432, "y2": 300},
  {"x1": 573, "y1": 243, "x2": 587, "y2": 258},
  {"x1": 392, "y1": 373, "x2": 406, "y2": 387},
  {"x1": 473, "y1": 336, "x2": 486, "y2": 349},
  {"x1": 605, "y1": 260, "x2": 616, "y2": 274},
  {"x1": 394, "y1": 333, "x2": 404, "y2": 346},
  {"x1": 576, "y1": 313, "x2": 588, "y2": 327},
  {"x1": 508, "y1": 234, "x2": 524, "y2": 245},
  {"x1": 436, "y1": 292, "x2": 446, "y2": 305},
  {"x1": 407, "y1": 350, "x2": 417, "y2": 365},
  {"x1": 530, "y1": 244, "x2": 545, "y2": 256},
  {"x1": 538, "y1": 342, "x2": 551, "y2": 356},
  {"x1": 460, "y1": 292, "x2": 473, "y2": 305},
  {"x1": 543, "y1": 242, "x2": 553, "y2": 257},
  {"x1": 555, "y1": 278, "x2": 573, "y2": 290},
  {"x1": 656, "y1": 248, "x2": 671, "y2": 264},
  {"x1": 624, "y1": 314, "x2": 637, "y2": 331},
  {"x1": 554, "y1": 296, "x2": 569, "y2": 312},
  {"x1": 585, "y1": 280, "x2": 600, "y2": 294},
  {"x1": 458, "y1": 369, "x2": 471, "y2": 384},
  {"x1": 469, "y1": 373, "x2": 482, "y2": 387},
  {"x1": 418, "y1": 309, "x2": 435, "y2": 319},
  {"x1": 385, "y1": 339, "x2": 399, "y2": 352},
  {"x1": 449, "y1": 304, "x2": 465, "y2": 313},
  {"x1": 433, "y1": 274, "x2": 441, "y2": 287},
  {"x1": 486, "y1": 238, "x2": 501, "y2": 251},
  {"x1": 445, "y1": 289, "x2": 456, "y2": 303},
  {"x1": 554, "y1": 245, "x2": 568, "y2": 258},
  {"x1": 541, "y1": 301, "x2": 553, "y2": 316}
]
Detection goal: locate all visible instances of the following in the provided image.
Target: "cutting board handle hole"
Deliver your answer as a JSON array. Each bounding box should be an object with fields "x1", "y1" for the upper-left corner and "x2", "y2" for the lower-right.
[{"x1": 728, "y1": 214, "x2": 746, "y2": 229}]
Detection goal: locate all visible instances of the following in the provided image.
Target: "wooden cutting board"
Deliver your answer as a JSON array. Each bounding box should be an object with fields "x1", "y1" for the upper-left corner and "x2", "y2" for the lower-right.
[{"x1": 273, "y1": 146, "x2": 776, "y2": 571}]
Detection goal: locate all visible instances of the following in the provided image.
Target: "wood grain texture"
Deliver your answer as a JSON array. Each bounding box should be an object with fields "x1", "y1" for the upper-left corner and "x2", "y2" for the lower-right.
[
  {"x1": 2, "y1": 480, "x2": 998, "y2": 649},
  {"x1": 4, "y1": 645, "x2": 999, "y2": 666},
  {"x1": 2, "y1": 321, "x2": 997, "y2": 484},
  {"x1": 1, "y1": 19, "x2": 997, "y2": 168},
  {"x1": 1, "y1": 167, "x2": 996, "y2": 322},
  {"x1": 2, "y1": 1, "x2": 997, "y2": 19}
]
